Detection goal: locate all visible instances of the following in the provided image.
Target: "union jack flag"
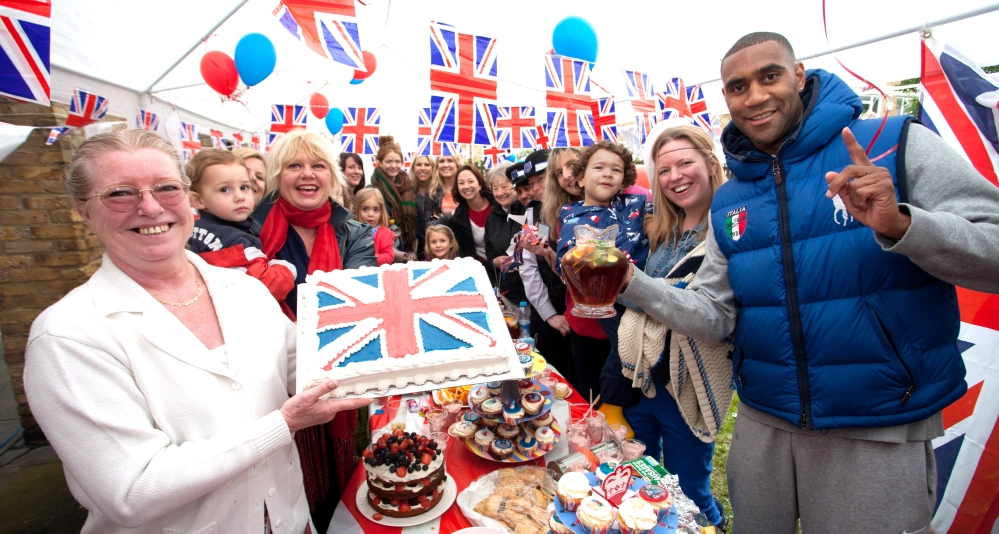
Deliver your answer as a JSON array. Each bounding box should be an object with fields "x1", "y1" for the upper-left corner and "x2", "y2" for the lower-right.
[
  {"x1": 65, "y1": 88, "x2": 108, "y2": 128},
  {"x1": 657, "y1": 77, "x2": 710, "y2": 131},
  {"x1": 274, "y1": 0, "x2": 367, "y2": 71},
  {"x1": 474, "y1": 102, "x2": 511, "y2": 149},
  {"x1": 45, "y1": 126, "x2": 66, "y2": 145},
  {"x1": 403, "y1": 150, "x2": 413, "y2": 170},
  {"x1": 529, "y1": 123, "x2": 551, "y2": 150},
  {"x1": 135, "y1": 109, "x2": 159, "y2": 131},
  {"x1": 0, "y1": 1, "x2": 50, "y2": 106},
  {"x1": 209, "y1": 129, "x2": 225, "y2": 148},
  {"x1": 623, "y1": 70, "x2": 658, "y2": 144},
  {"x1": 179, "y1": 121, "x2": 201, "y2": 162},
  {"x1": 415, "y1": 107, "x2": 442, "y2": 156},
  {"x1": 267, "y1": 132, "x2": 282, "y2": 153},
  {"x1": 310, "y1": 262, "x2": 499, "y2": 370},
  {"x1": 544, "y1": 54, "x2": 594, "y2": 147},
  {"x1": 496, "y1": 106, "x2": 537, "y2": 149},
  {"x1": 341, "y1": 107, "x2": 380, "y2": 155},
  {"x1": 914, "y1": 38, "x2": 999, "y2": 534},
  {"x1": 482, "y1": 146, "x2": 508, "y2": 169},
  {"x1": 584, "y1": 97, "x2": 617, "y2": 143},
  {"x1": 271, "y1": 104, "x2": 307, "y2": 134},
  {"x1": 429, "y1": 22, "x2": 498, "y2": 144},
  {"x1": 232, "y1": 132, "x2": 244, "y2": 146},
  {"x1": 250, "y1": 135, "x2": 261, "y2": 151}
]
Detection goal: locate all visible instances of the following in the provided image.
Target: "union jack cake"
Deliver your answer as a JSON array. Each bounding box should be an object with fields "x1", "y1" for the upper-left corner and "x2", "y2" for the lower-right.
[{"x1": 297, "y1": 257, "x2": 520, "y2": 397}]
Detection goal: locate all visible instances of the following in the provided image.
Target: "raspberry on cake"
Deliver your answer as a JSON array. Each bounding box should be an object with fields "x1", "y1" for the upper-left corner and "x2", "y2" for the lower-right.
[{"x1": 364, "y1": 430, "x2": 447, "y2": 518}]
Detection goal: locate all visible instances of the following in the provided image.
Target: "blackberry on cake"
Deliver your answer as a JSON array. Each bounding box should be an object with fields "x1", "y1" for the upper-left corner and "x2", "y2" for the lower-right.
[{"x1": 364, "y1": 430, "x2": 447, "y2": 518}]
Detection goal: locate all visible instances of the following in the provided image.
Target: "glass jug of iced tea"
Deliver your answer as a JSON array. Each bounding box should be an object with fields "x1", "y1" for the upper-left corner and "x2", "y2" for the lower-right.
[{"x1": 561, "y1": 225, "x2": 628, "y2": 318}]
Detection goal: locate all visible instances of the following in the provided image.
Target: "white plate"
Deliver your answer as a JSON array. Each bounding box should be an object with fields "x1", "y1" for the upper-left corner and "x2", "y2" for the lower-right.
[
  {"x1": 354, "y1": 472, "x2": 458, "y2": 527},
  {"x1": 453, "y1": 528, "x2": 506, "y2": 534}
]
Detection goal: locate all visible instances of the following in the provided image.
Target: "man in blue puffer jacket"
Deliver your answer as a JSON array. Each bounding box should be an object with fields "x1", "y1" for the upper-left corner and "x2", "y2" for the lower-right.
[{"x1": 617, "y1": 32, "x2": 999, "y2": 532}]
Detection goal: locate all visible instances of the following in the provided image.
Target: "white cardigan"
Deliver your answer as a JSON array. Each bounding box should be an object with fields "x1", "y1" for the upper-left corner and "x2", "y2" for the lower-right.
[{"x1": 25, "y1": 252, "x2": 310, "y2": 534}]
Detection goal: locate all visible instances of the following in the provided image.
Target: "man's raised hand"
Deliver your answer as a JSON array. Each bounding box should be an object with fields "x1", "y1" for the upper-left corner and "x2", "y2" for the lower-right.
[{"x1": 824, "y1": 127, "x2": 911, "y2": 240}]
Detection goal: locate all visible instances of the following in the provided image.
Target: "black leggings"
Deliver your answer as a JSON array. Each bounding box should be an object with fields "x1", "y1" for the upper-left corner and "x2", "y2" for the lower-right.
[{"x1": 569, "y1": 331, "x2": 611, "y2": 402}]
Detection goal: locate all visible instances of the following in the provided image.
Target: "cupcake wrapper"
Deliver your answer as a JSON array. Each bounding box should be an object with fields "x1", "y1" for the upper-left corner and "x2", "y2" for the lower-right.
[
  {"x1": 503, "y1": 415, "x2": 522, "y2": 426},
  {"x1": 518, "y1": 447, "x2": 538, "y2": 456},
  {"x1": 539, "y1": 440, "x2": 555, "y2": 451},
  {"x1": 557, "y1": 494, "x2": 582, "y2": 513},
  {"x1": 579, "y1": 522, "x2": 611, "y2": 534}
]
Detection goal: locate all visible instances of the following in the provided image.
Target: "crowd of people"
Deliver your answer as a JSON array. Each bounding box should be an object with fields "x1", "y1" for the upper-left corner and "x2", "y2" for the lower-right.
[{"x1": 21, "y1": 30, "x2": 999, "y2": 534}]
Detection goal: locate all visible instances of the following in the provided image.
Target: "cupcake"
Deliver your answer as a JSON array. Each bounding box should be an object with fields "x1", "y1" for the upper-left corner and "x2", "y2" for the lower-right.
[
  {"x1": 535, "y1": 425, "x2": 556, "y2": 451},
  {"x1": 617, "y1": 497, "x2": 659, "y2": 534},
  {"x1": 496, "y1": 423, "x2": 520, "y2": 440},
  {"x1": 549, "y1": 510, "x2": 573, "y2": 534},
  {"x1": 474, "y1": 428, "x2": 495, "y2": 451},
  {"x1": 530, "y1": 411, "x2": 555, "y2": 428},
  {"x1": 485, "y1": 381, "x2": 503, "y2": 395},
  {"x1": 555, "y1": 382, "x2": 571, "y2": 399},
  {"x1": 469, "y1": 386, "x2": 490, "y2": 407},
  {"x1": 637, "y1": 484, "x2": 673, "y2": 523},
  {"x1": 479, "y1": 397, "x2": 504, "y2": 417},
  {"x1": 461, "y1": 411, "x2": 481, "y2": 426},
  {"x1": 489, "y1": 438, "x2": 515, "y2": 460},
  {"x1": 518, "y1": 353, "x2": 534, "y2": 375},
  {"x1": 521, "y1": 392, "x2": 544, "y2": 415},
  {"x1": 503, "y1": 400, "x2": 525, "y2": 426},
  {"x1": 518, "y1": 378, "x2": 535, "y2": 395},
  {"x1": 555, "y1": 471, "x2": 591, "y2": 512},
  {"x1": 448, "y1": 420, "x2": 478, "y2": 441},
  {"x1": 479, "y1": 415, "x2": 500, "y2": 428},
  {"x1": 595, "y1": 461, "x2": 619, "y2": 482},
  {"x1": 576, "y1": 495, "x2": 616, "y2": 534},
  {"x1": 517, "y1": 435, "x2": 538, "y2": 456}
]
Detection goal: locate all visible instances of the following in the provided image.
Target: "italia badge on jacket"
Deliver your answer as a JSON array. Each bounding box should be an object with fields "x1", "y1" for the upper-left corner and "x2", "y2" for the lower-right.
[{"x1": 725, "y1": 206, "x2": 747, "y2": 241}]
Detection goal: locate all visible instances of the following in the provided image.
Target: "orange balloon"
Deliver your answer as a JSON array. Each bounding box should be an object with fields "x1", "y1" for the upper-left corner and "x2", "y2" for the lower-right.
[
  {"x1": 634, "y1": 163, "x2": 650, "y2": 190},
  {"x1": 309, "y1": 92, "x2": 329, "y2": 119}
]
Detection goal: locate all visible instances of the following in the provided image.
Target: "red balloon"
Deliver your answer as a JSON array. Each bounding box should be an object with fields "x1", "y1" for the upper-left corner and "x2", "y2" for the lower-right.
[
  {"x1": 310, "y1": 92, "x2": 329, "y2": 119},
  {"x1": 352, "y1": 51, "x2": 378, "y2": 80},
  {"x1": 200, "y1": 51, "x2": 239, "y2": 96},
  {"x1": 634, "y1": 164, "x2": 650, "y2": 190}
]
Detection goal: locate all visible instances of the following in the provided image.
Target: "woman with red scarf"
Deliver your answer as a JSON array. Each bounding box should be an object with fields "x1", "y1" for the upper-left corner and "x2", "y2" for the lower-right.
[{"x1": 251, "y1": 130, "x2": 376, "y2": 529}]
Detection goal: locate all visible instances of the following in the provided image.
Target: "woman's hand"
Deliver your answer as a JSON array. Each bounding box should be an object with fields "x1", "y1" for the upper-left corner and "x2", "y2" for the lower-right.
[
  {"x1": 281, "y1": 380, "x2": 372, "y2": 433},
  {"x1": 493, "y1": 255, "x2": 508, "y2": 268},
  {"x1": 546, "y1": 314, "x2": 570, "y2": 336},
  {"x1": 621, "y1": 263, "x2": 634, "y2": 290}
]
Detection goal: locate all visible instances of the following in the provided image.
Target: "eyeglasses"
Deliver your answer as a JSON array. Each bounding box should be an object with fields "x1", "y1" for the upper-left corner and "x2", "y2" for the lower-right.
[{"x1": 87, "y1": 180, "x2": 190, "y2": 212}]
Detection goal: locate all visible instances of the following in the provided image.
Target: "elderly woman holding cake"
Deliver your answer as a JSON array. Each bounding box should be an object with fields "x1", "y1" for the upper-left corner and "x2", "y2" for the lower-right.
[{"x1": 23, "y1": 129, "x2": 370, "y2": 533}]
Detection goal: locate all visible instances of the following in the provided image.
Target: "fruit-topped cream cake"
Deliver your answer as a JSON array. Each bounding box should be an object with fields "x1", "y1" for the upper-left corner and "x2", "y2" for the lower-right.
[{"x1": 363, "y1": 430, "x2": 447, "y2": 518}]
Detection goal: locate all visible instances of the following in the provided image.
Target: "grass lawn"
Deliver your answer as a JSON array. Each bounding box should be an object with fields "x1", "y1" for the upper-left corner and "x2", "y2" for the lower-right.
[{"x1": 710, "y1": 394, "x2": 739, "y2": 528}]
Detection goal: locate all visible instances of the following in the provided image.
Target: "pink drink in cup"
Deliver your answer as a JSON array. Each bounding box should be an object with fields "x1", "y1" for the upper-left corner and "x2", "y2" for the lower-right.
[
  {"x1": 621, "y1": 439, "x2": 646, "y2": 461},
  {"x1": 426, "y1": 409, "x2": 448, "y2": 433},
  {"x1": 586, "y1": 410, "x2": 606, "y2": 445},
  {"x1": 443, "y1": 400, "x2": 463, "y2": 427}
]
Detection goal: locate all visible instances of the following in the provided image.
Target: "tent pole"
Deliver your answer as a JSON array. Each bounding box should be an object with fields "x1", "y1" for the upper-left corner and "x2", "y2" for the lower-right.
[
  {"x1": 143, "y1": 0, "x2": 251, "y2": 93},
  {"x1": 692, "y1": 1, "x2": 999, "y2": 85}
]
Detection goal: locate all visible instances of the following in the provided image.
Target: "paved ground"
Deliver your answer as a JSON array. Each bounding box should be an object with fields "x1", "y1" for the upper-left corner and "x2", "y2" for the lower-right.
[{"x1": 0, "y1": 357, "x2": 87, "y2": 533}]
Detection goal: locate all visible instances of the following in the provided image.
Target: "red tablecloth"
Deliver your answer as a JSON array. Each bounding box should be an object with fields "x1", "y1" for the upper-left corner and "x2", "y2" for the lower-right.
[{"x1": 329, "y1": 374, "x2": 588, "y2": 534}]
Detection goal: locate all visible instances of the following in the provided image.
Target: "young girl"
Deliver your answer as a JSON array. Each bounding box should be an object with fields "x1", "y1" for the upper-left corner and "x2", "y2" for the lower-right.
[
  {"x1": 424, "y1": 224, "x2": 459, "y2": 260},
  {"x1": 554, "y1": 140, "x2": 649, "y2": 402},
  {"x1": 354, "y1": 188, "x2": 407, "y2": 265}
]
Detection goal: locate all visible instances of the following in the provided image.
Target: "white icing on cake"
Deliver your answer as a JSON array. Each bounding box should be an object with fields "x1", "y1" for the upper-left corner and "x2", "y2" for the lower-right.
[{"x1": 297, "y1": 258, "x2": 518, "y2": 397}]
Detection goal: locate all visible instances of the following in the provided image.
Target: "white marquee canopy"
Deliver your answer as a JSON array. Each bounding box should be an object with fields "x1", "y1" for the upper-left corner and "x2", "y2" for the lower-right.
[{"x1": 48, "y1": 0, "x2": 999, "y2": 152}]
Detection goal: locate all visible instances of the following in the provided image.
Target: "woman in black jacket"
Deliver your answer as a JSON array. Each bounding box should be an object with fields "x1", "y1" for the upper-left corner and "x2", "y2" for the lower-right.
[
  {"x1": 440, "y1": 165, "x2": 492, "y2": 264},
  {"x1": 484, "y1": 163, "x2": 526, "y2": 304}
]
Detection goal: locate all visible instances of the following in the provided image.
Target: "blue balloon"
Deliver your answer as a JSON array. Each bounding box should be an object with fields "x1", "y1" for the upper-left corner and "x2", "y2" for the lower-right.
[
  {"x1": 234, "y1": 33, "x2": 276, "y2": 86},
  {"x1": 325, "y1": 108, "x2": 345, "y2": 134},
  {"x1": 505, "y1": 154, "x2": 517, "y2": 162},
  {"x1": 552, "y1": 16, "x2": 598, "y2": 65},
  {"x1": 349, "y1": 77, "x2": 364, "y2": 85}
]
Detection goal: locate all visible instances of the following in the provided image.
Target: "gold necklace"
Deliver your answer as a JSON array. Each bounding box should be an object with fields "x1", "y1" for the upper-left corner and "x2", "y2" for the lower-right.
[{"x1": 155, "y1": 266, "x2": 203, "y2": 307}]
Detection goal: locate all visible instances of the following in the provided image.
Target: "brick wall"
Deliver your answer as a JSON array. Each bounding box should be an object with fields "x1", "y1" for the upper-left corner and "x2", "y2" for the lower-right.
[{"x1": 0, "y1": 97, "x2": 106, "y2": 444}]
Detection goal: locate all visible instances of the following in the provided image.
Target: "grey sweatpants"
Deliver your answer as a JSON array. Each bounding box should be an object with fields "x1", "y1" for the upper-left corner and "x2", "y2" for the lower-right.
[{"x1": 726, "y1": 407, "x2": 936, "y2": 533}]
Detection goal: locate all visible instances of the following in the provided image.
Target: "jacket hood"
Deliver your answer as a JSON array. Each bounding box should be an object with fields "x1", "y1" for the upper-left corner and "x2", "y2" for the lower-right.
[{"x1": 722, "y1": 69, "x2": 863, "y2": 180}]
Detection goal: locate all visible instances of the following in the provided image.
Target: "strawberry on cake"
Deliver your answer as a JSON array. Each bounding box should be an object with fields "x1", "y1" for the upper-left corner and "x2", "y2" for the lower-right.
[{"x1": 363, "y1": 430, "x2": 447, "y2": 518}]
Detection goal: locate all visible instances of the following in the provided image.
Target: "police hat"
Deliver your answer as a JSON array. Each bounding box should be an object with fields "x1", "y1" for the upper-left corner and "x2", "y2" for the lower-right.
[{"x1": 509, "y1": 149, "x2": 550, "y2": 186}]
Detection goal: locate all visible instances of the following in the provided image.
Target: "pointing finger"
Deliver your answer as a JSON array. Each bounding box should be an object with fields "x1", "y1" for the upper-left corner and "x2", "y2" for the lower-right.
[{"x1": 842, "y1": 127, "x2": 872, "y2": 167}]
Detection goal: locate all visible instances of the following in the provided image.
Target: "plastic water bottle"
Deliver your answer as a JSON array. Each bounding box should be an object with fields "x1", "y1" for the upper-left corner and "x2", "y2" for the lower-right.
[{"x1": 518, "y1": 301, "x2": 531, "y2": 340}]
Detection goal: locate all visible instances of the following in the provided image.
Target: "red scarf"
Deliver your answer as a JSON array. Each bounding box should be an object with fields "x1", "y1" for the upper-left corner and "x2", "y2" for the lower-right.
[
  {"x1": 260, "y1": 197, "x2": 356, "y2": 508},
  {"x1": 261, "y1": 197, "x2": 343, "y2": 321}
]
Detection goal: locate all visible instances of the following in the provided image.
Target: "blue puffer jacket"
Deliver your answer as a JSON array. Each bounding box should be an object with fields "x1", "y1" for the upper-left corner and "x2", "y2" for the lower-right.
[{"x1": 712, "y1": 69, "x2": 966, "y2": 430}]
